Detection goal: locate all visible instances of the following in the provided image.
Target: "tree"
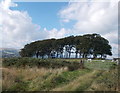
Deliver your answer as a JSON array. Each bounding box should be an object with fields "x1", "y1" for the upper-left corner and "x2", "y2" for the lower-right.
[
  {"x1": 74, "y1": 36, "x2": 82, "y2": 58},
  {"x1": 64, "y1": 36, "x2": 75, "y2": 58},
  {"x1": 20, "y1": 33, "x2": 112, "y2": 59},
  {"x1": 91, "y1": 34, "x2": 112, "y2": 58}
]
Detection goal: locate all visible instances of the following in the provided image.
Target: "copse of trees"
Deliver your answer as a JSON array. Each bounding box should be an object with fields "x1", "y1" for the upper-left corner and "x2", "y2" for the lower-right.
[{"x1": 20, "y1": 33, "x2": 112, "y2": 59}]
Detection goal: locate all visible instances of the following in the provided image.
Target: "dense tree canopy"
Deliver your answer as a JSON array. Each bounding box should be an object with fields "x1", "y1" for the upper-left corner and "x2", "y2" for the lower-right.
[{"x1": 20, "y1": 33, "x2": 112, "y2": 59}]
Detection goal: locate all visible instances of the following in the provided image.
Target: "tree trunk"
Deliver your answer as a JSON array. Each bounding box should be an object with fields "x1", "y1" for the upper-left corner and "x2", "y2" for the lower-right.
[
  {"x1": 66, "y1": 52, "x2": 68, "y2": 58},
  {"x1": 82, "y1": 53, "x2": 85, "y2": 58},
  {"x1": 75, "y1": 53, "x2": 78, "y2": 58},
  {"x1": 60, "y1": 52, "x2": 63, "y2": 58},
  {"x1": 48, "y1": 54, "x2": 50, "y2": 58},
  {"x1": 101, "y1": 54, "x2": 102, "y2": 58},
  {"x1": 93, "y1": 54, "x2": 97, "y2": 59},
  {"x1": 85, "y1": 54, "x2": 87, "y2": 58},
  {"x1": 56, "y1": 52, "x2": 59, "y2": 58},
  {"x1": 36, "y1": 51, "x2": 39, "y2": 58},
  {"x1": 69, "y1": 52, "x2": 71, "y2": 58},
  {"x1": 79, "y1": 53, "x2": 81, "y2": 58},
  {"x1": 42, "y1": 56, "x2": 44, "y2": 59},
  {"x1": 75, "y1": 50, "x2": 78, "y2": 58}
]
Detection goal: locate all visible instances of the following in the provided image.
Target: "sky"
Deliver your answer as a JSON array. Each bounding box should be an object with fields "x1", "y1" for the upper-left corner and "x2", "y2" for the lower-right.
[
  {"x1": 0, "y1": 0, "x2": 119, "y2": 58},
  {"x1": 10, "y1": 2, "x2": 68, "y2": 30}
]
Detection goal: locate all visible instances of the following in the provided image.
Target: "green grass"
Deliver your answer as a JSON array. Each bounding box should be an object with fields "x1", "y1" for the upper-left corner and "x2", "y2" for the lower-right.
[
  {"x1": 52, "y1": 70, "x2": 103, "y2": 91},
  {"x1": 28, "y1": 68, "x2": 91, "y2": 91},
  {"x1": 2, "y1": 58, "x2": 82, "y2": 71},
  {"x1": 84, "y1": 60, "x2": 116, "y2": 70},
  {"x1": 2, "y1": 58, "x2": 119, "y2": 91},
  {"x1": 87, "y1": 68, "x2": 118, "y2": 91},
  {"x1": 50, "y1": 69, "x2": 91, "y2": 87},
  {"x1": 2, "y1": 67, "x2": 91, "y2": 91}
]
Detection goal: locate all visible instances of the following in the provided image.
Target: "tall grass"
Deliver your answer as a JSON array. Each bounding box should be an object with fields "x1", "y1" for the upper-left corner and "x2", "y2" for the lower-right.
[
  {"x1": 2, "y1": 66, "x2": 90, "y2": 91},
  {"x1": 2, "y1": 58, "x2": 119, "y2": 91},
  {"x1": 52, "y1": 70, "x2": 103, "y2": 91},
  {"x1": 87, "y1": 68, "x2": 118, "y2": 91},
  {"x1": 3, "y1": 58, "x2": 82, "y2": 71},
  {"x1": 2, "y1": 67, "x2": 68, "y2": 91}
]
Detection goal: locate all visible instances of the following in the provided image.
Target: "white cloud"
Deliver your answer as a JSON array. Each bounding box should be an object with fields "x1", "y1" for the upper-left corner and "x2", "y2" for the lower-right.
[
  {"x1": 0, "y1": 0, "x2": 119, "y2": 58},
  {"x1": 103, "y1": 31, "x2": 118, "y2": 44},
  {"x1": 59, "y1": 1, "x2": 118, "y2": 34},
  {"x1": 47, "y1": 28, "x2": 66, "y2": 39},
  {"x1": 1, "y1": 0, "x2": 43, "y2": 48},
  {"x1": 0, "y1": 0, "x2": 67, "y2": 49},
  {"x1": 59, "y1": 1, "x2": 118, "y2": 58},
  {"x1": 1, "y1": 0, "x2": 17, "y2": 10}
]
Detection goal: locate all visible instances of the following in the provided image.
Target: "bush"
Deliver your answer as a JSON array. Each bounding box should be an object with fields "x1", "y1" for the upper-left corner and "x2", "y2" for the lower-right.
[{"x1": 2, "y1": 58, "x2": 81, "y2": 71}]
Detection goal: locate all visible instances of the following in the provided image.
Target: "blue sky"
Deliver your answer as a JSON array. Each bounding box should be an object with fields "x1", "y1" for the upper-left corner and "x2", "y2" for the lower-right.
[
  {"x1": 11, "y1": 2, "x2": 68, "y2": 30},
  {"x1": 1, "y1": 0, "x2": 118, "y2": 58}
]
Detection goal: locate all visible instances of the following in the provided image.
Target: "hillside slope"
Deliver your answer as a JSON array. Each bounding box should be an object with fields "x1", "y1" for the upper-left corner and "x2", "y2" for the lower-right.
[{"x1": 0, "y1": 48, "x2": 20, "y2": 58}]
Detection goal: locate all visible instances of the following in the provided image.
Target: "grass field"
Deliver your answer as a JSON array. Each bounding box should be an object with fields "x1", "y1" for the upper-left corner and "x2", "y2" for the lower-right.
[{"x1": 1, "y1": 58, "x2": 119, "y2": 91}]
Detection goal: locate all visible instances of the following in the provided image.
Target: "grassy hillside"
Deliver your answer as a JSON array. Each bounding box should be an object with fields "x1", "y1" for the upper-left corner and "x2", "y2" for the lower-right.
[{"x1": 2, "y1": 58, "x2": 119, "y2": 92}]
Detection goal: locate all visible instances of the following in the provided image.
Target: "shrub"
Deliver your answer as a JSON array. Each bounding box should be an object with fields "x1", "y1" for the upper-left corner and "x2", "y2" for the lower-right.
[{"x1": 2, "y1": 58, "x2": 81, "y2": 71}]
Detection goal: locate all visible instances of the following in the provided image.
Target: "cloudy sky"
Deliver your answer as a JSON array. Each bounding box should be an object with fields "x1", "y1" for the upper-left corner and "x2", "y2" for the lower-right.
[{"x1": 0, "y1": 0, "x2": 119, "y2": 58}]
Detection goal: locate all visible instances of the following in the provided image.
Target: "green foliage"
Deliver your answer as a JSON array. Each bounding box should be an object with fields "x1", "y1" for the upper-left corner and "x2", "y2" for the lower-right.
[
  {"x1": 68, "y1": 62, "x2": 82, "y2": 71},
  {"x1": 28, "y1": 69, "x2": 91, "y2": 91},
  {"x1": 88, "y1": 68, "x2": 118, "y2": 91},
  {"x1": 2, "y1": 58, "x2": 118, "y2": 91},
  {"x1": 54, "y1": 69, "x2": 91, "y2": 83},
  {"x1": 84, "y1": 60, "x2": 117, "y2": 70},
  {"x1": 20, "y1": 33, "x2": 112, "y2": 59},
  {"x1": 3, "y1": 58, "x2": 82, "y2": 71},
  {"x1": 9, "y1": 81, "x2": 29, "y2": 91}
]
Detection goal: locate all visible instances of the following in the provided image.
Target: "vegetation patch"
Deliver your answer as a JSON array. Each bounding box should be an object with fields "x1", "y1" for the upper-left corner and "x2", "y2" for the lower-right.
[
  {"x1": 2, "y1": 58, "x2": 118, "y2": 91},
  {"x1": 3, "y1": 58, "x2": 84, "y2": 71}
]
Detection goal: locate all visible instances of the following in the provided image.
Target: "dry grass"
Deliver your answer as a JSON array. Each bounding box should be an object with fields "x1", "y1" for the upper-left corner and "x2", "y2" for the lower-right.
[
  {"x1": 52, "y1": 70, "x2": 102, "y2": 91},
  {"x1": 28, "y1": 67, "x2": 68, "y2": 91},
  {"x1": 2, "y1": 66, "x2": 68, "y2": 91},
  {"x1": 2, "y1": 68, "x2": 17, "y2": 90},
  {"x1": 87, "y1": 69, "x2": 118, "y2": 91},
  {"x1": 2, "y1": 66, "x2": 118, "y2": 91},
  {"x1": 2, "y1": 58, "x2": 118, "y2": 91}
]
